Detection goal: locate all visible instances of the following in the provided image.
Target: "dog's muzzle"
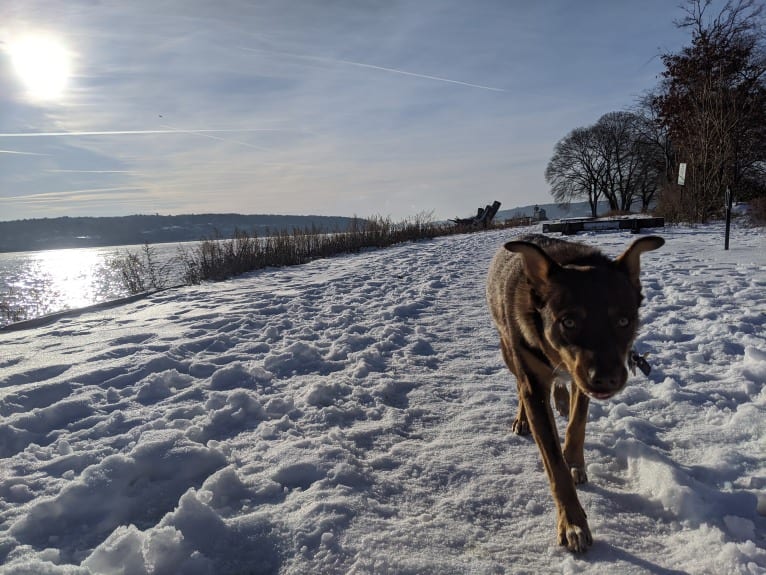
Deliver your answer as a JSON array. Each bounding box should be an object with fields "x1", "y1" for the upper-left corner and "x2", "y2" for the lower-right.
[{"x1": 584, "y1": 366, "x2": 627, "y2": 400}]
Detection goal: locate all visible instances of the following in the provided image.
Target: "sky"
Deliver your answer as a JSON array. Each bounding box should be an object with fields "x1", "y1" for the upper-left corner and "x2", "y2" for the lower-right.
[{"x1": 0, "y1": 0, "x2": 694, "y2": 222}]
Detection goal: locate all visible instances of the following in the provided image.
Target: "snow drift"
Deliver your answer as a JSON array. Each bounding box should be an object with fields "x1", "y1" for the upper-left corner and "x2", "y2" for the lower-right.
[{"x1": 0, "y1": 222, "x2": 764, "y2": 574}]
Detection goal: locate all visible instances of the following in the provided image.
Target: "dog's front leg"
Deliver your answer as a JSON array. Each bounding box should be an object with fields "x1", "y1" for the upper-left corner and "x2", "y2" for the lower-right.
[
  {"x1": 516, "y1": 352, "x2": 592, "y2": 552},
  {"x1": 563, "y1": 386, "x2": 590, "y2": 485}
]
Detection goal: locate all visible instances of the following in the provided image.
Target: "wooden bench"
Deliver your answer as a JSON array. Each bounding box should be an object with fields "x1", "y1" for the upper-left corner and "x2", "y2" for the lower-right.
[{"x1": 542, "y1": 217, "x2": 665, "y2": 235}]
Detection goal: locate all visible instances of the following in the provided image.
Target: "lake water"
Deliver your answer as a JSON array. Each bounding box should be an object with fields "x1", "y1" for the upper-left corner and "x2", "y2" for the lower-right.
[{"x1": 0, "y1": 243, "x2": 187, "y2": 327}]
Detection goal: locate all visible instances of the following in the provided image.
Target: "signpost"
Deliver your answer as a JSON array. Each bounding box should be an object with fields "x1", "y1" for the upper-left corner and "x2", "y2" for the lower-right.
[{"x1": 724, "y1": 187, "x2": 732, "y2": 250}]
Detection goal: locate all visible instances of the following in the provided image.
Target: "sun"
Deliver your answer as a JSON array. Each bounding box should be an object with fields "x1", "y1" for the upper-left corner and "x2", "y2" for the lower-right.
[{"x1": 8, "y1": 34, "x2": 73, "y2": 101}]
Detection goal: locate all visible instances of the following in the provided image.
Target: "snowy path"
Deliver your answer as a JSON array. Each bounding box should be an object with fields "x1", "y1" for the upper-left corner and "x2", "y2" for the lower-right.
[{"x1": 0, "y1": 223, "x2": 764, "y2": 574}]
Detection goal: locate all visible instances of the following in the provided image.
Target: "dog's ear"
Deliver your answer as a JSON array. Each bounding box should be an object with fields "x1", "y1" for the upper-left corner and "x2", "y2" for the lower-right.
[
  {"x1": 615, "y1": 235, "x2": 665, "y2": 286},
  {"x1": 504, "y1": 241, "x2": 560, "y2": 285}
]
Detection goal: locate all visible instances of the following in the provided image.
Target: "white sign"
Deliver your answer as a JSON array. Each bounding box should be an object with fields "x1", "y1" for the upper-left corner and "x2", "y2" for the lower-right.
[{"x1": 678, "y1": 163, "x2": 687, "y2": 186}]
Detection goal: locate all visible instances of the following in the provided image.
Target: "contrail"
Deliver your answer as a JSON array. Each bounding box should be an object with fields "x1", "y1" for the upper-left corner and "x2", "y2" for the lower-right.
[
  {"x1": 158, "y1": 124, "x2": 269, "y2": 151},
  {"x1": 0, "y1": 128, "x2": 281, "y2": 138},
  {"x1": 321, "y1": 56, "x2": 507, "y2": 92},
  {"x1": 242, "y1": 46, "x2": 506, "y2": 92},
  {"x1": 0, "y1": 186, "x2": 141, "y2": 201},
  {"x1": 46, "y1": 169, "x2": 135, "y2": 174},
  {"x1": 0, "y1": 149, "x2": 49, "y2": 155}
]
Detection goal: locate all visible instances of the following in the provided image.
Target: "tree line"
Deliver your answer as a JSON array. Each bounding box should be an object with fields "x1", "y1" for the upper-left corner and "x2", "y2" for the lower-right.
[
  {"x1": 0, "y1": 214, "x2": 361, "y2": 253},
  {"x1": 546, "y1": 0, "x2": 766, "y2": 222}
]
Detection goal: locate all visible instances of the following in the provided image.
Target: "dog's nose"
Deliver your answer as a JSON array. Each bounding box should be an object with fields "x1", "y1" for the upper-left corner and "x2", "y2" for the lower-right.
[{"x1": 591, "y1": 367, "x2": 627, "y2": 391}]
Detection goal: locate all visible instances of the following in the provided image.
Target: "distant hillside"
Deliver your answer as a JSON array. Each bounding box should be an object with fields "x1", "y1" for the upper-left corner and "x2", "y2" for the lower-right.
[
  {"x1": 496, "y1": 200, "x2": 612, "y2": 221},
  {"x1": 0, "y1": 214, "x2": 361, "y2": 253}
]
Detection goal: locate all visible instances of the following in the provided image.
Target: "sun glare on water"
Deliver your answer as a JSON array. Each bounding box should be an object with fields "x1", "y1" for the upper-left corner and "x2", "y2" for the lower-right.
[
  {"x1": 8, "y1": 33, "x2": 73, "y2": 101},
  {"x1": 23, "y1": 248, "x2": 111, "y2": 313}
]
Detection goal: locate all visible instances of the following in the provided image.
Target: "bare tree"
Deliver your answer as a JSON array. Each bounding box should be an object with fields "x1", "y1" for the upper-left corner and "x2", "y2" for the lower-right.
[
  {"x1": 594, "y1": 111, "x2": 652, "y2": 212},
  {"x1": 634, "y1": 101, "x2": 675, "y2": 212},
  {"x1": 652, "y1": 0, "x2": 766, "y2": 222},
  {"x1": 545, "y1": 127, "x2": 606, "y2": 217},
  {"x1": 546, "y1": 112, "x2": 665, "y2": 216},
  {"x1": 632, "y1": 137, "x2": 665, "y2": 213}
]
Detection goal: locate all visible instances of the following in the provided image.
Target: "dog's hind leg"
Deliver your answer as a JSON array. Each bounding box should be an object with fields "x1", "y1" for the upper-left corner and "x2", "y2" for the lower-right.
[
  {"x1": 563, "y1": 387, "x2": 590, "y2": 485},
  {"x1": 552, "y1": 380, "x2": 570, "y2": 419},
  {"x1": 511, "y1": 382, "x2": 530, "y2": 435},
  {"x1": 500, "y1": 338, "x2": 530, "y2": 435}
]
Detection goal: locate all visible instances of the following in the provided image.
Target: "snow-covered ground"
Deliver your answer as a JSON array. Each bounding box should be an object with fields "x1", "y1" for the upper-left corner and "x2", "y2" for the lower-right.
[{"x1": 0, "y1": 222, "x2": 764, "y2": 575}]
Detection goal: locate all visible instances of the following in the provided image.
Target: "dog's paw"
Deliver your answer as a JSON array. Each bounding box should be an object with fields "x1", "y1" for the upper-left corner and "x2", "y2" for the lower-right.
[
  {"x1": 558, "y1": 523, "x2": 592, "y2": 553},
  {"x1": 511, "y1": 417, "x2": 530, "y2": 436},
  {"x1": 570, "y1": 466, "x2": 588, "y2": 485},
  {"x1": 557, "y1": 512, "x2": 592, "y2": 553}
]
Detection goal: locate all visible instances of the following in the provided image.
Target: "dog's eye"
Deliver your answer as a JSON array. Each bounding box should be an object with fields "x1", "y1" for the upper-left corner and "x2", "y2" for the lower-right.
[
  {"x1": 617, "y1": 317, "x2": 630, "y2": 328},
  {"x1": 561, "y1": 317, "x2": 577, "y2": 329}
]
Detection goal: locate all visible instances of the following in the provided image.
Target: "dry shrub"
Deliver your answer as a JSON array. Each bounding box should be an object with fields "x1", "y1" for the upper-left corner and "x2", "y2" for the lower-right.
[
  {"x1": 749, "y1": 197, "x2": 766, "y2": 225},
  {"x1": 113, "y1": 212, "x2": 507, "y2": 290},
  {"x1": 656, "y1": 186, "x2": 690, "y2": 223},
  {"x1": 176, "y1": 214, "x2": 461, "y2": 285},
  {"x1": 110, "y1": 243, "x2": 174, "y2": 294}
]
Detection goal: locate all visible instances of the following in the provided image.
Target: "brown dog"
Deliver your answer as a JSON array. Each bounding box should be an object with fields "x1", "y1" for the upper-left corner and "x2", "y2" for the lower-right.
[{"x1": 486, "y1": 233, "x2": 664, "y2": 552}]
